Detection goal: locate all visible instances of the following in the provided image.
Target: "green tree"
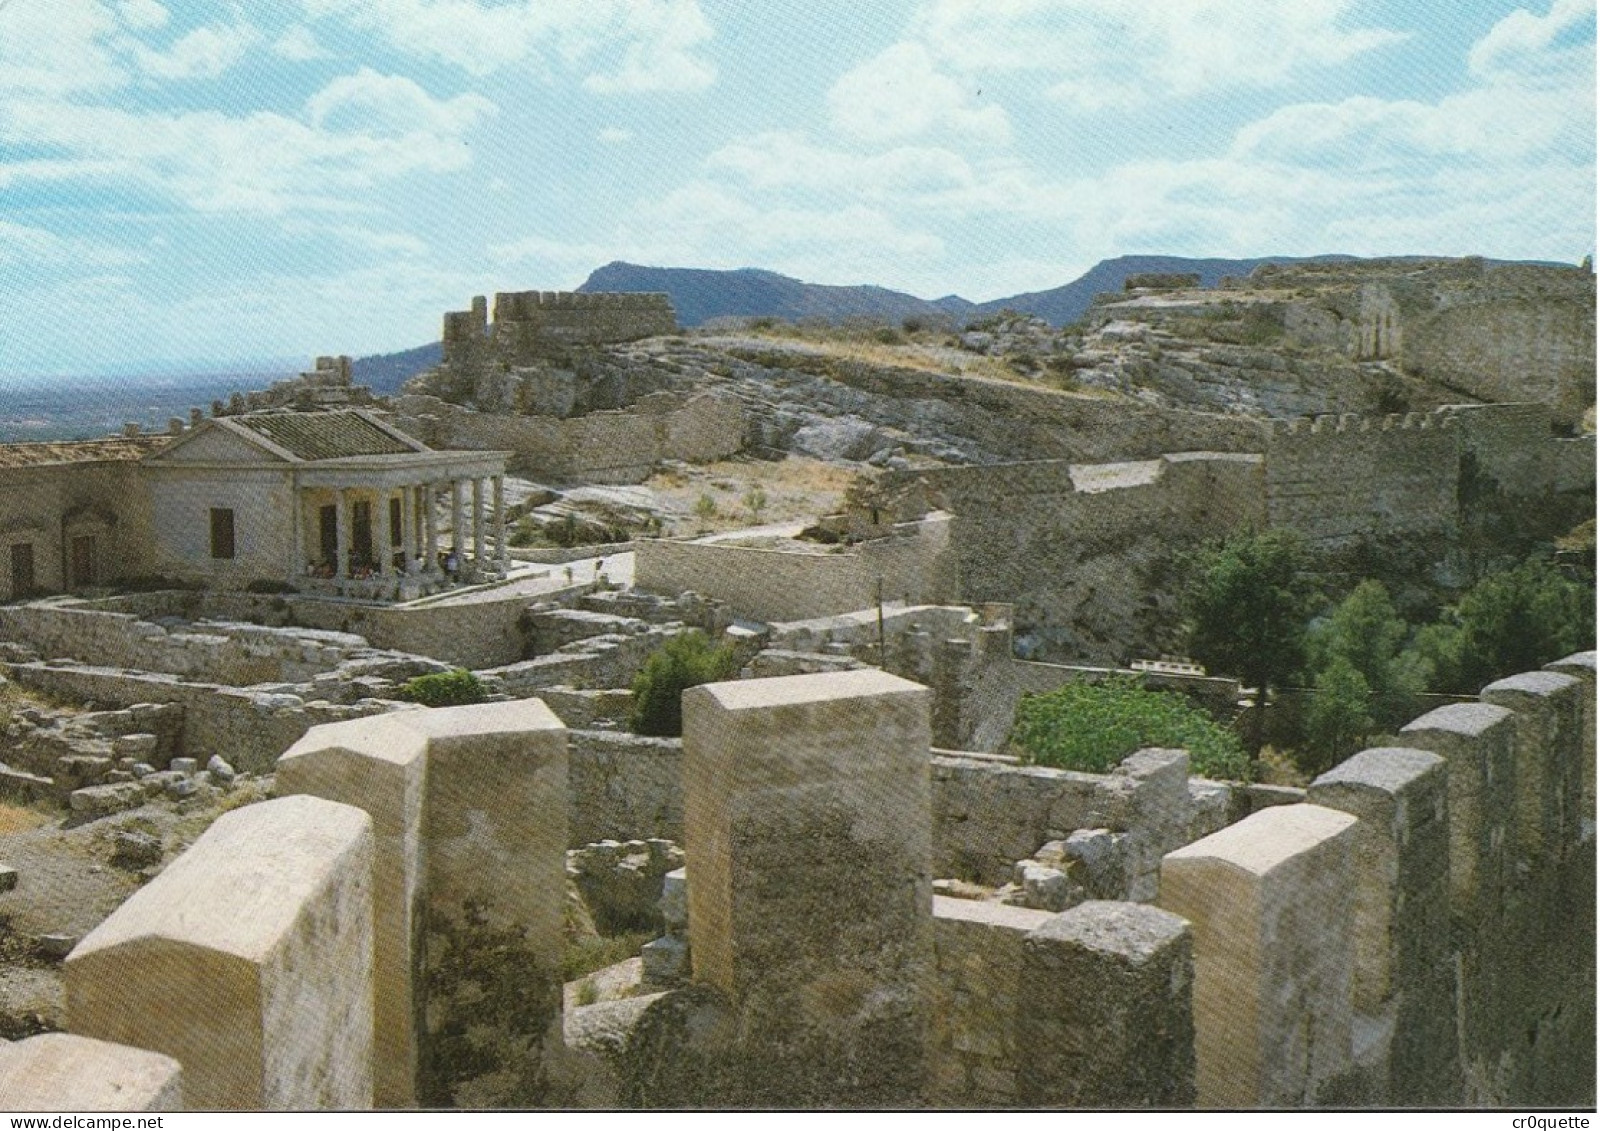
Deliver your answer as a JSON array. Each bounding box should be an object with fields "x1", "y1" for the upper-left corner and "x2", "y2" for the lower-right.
[
  {"x1": 1008, "y1": 676, "x2": 1249, "y2": 781},
  {"x1": 742, "y1": 486, "x2": 768, "y2": 524},
  {"x1": 1405, "y1": 556, "x2": 1595, "y2": 694},
  {"x1": 1183, "y1": 530, "x2": 1317, "y2": 753},
  {"x1": 1306, "y1": 579, "x2": 1421, "y2": 727},
  {"x1": 628, "y1": 631, "x2": 742, "y2": 737},
  {"x1": 1301, "y1": 656, "x2": 1375, "y2": 776}
]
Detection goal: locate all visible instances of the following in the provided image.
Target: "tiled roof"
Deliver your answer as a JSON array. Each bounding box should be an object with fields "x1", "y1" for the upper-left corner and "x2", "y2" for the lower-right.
[
  {"x1": 229, "y1": 411, "x2": 420, "y2": 460},
  {"x1": 0, "y1": 436, "x2": 168, "y2": 468}
]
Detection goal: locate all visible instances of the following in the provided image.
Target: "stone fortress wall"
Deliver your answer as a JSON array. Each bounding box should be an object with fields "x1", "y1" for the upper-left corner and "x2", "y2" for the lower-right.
[
  {"x1": 441, "y1": 291, "x2": 678, "y2": 368},
  {"x1": 14, "y1": 654, "x2": 1591, "y2": 1109},
  {"x1": 391, "y1": 389, "x2": 742, "y2": 485},
  {"x1": 853, "y1": 402, "x2": 1594, "y2": 661}
]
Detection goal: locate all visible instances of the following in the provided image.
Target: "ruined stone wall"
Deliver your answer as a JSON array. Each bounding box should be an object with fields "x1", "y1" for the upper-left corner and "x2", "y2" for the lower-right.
[
  {"x1": 1405, "y1": 291, "x2": 1595, "y2": 428},
  {"x1": 4, "y1": 659, "x2": 397, "y2": 773},
  {"x1": 1263, "y1": 412, "x2": 1461, "y2": 544},
  {"x1": 882, "y1": 454, "x2": 1266, "y2": 662},
  {"x1": 441, "y1": 291, "x2": 676, "y2": 367},
  {"x1": 0, "y1": 601, "x2": 381, "y2": 685},
  {"x1": 635, "y1": 515, "x2": 956, "y2": 623},
  {"x1": 393, "y1": 391, "x2": 742, "y2": 484}
]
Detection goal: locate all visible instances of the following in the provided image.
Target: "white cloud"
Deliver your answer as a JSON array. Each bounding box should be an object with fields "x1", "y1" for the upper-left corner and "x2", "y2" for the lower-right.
[
  {"x1": 0, "y1": 1, "x2": 126, "y2": 95},
  {"x1": 0, "y1": 70, "x2": 496, "y2": 213},
  {"x1": 912, "y1": 0, "x2": 1403, "y2": 109},
  {"x1": 127, "y1": 22, "x2": 258, "y2": 80},
  {"x1": 115, "y1": 0, "x2": 170, "y2": 31},
  {"x1": 828, "y1": 44, "x2": 1011, "y2": 144},
  {"x1": 581, "y1": 0, "x2": 714, "y2": 93},
  {"x1": 598, "y1": 126, "x2": 633, "y2": 144},
  {"x1": 0, "y1": 220, "x2": 141, "y2": 268},
  {"x1": 280, "y1": 219, "x2": 429, "y2": 257},
  {"x1": 273, "y1": 24, "x2": 330, "y2": 62},
  {"x1": 1470, "y1": 0, "x2": 1595, "y2": 78},
  {"x1": 307, "y1": 68, "x2": 495, "y2": 137},
  {"x1": 298, "y1": 0, "x2": 717, "y2": 90}
]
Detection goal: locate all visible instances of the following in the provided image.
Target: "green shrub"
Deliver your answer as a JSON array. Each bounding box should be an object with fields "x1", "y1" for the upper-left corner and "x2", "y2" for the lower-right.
[
  {"x1": 1008, "y1": 675, "x2": 1249, "y2": 781},
  {"x1": 395, "y1": 669, "x2": 486, "y2": 708},
  {"x1": 629, "y1": 631, "x2": 741, "y2": 737}
]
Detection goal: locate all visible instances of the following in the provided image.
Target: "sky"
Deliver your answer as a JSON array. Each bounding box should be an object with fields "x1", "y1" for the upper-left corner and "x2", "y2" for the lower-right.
[{"x1": 0, "y1": 0, "x2": 1593, "y2": 379}]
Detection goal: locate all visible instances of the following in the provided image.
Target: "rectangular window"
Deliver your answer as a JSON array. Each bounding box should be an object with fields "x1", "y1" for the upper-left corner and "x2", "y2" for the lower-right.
[{"x1": 209, "y1": 507, "x2": 236, "y2": 560}]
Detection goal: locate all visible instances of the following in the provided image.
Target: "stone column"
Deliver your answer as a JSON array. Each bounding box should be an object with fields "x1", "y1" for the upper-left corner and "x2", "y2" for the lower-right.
[
  {"x1": 450, "y1": 479, "x2": 465, "y2": 565},
  {"x1": 0, "y1": 1034, "x2": 182, "y2": 1111},
  {"x1": 493, "y1": 474, "x2": 508, "y2": 562},
  {"x1": 423, "y1": 483, "x2": 439, "y2": 574},
  {"x1": 681, "y1": 669, "x2": 932, "y2": 1107},
  {"x1": 377, "y1": 489, "x2": 394, "y2": 577},
  {"x1": 1160, "y1": 803, "x2": 1358, "y2": 1108},
  {"x1": 333, "y1": 486, "x2": 349, "y2": 580},
  {"x1": 1018, "y1": 901, "x2": 1195, "y2": 1108},
  {"x1": 399, "y1": 483, "x2": 415, "y2": 572},
  {"x1": 471, "y1": 477, "x2": 485, "y2": 566},
  {"x1": 278, "y1": 701, "x2": 571, "y2": 1109},
  {"x1": 64, "y1": 795, "x2": 375, "y2": 1110},
  {"x1": 1310, "y1": 747, "x2": 1458, "y2": 1105},
  {"x1": 290, "y1": 483, "x2": 304, "y2": 580}
]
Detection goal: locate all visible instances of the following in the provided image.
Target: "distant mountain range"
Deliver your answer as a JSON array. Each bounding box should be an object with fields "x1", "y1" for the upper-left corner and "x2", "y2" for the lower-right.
[
  {"x1": 349, "y1": 252, "x2": 1565, "y2": 392},
  {"x1": 577, "y1": 255, "x2": 1355, "y2": 330}
]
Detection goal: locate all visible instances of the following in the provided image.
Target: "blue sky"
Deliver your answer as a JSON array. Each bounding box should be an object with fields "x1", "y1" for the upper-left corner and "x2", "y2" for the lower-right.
[{"x1": 0, "y1": 0, "x2": 1593, "y2": 378}]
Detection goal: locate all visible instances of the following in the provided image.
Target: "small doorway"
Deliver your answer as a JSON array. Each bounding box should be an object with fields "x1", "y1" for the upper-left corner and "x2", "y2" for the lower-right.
[
  {"x1": 69, "y1": 536, "x2": 96, "y2": 589},
  {"x1": 9, "y1": 543, "x2": 34, "y2": 597}
]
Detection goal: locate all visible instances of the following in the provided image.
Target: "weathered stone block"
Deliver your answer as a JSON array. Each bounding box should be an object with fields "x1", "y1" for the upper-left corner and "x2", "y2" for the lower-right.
[
  {"x1": 1310, "y1": 746, "x2": 1458, "y2": 1105},
  {"x1": 1019, "y1": 900, "x2": 1195, "y2": 1107},
  {"x1": 0, "y1": 1033, "x2": 181, "y2": 1111},
  {"x1": 64, "y1": 794, "x2": 374, "y2": 1110},
  {"x1": 1160, "y1": 803, "x2": 1358, "y2": 1108},
  {"x1": 1399, "y1": 702, "x2": 1516, "y2": 919},
  {"x1": 682, "y1": 670, "x2": 932, "y2": 1106},
  {"x1": 1543, "y1": 651, "x2": 1595, "y2": 821},
  {"x1": 1482, "y1": 671, "x2": 1582, "y2": 856},
  {"x1": 279, "y1": 700, "x2": 570, "y2": 1110}
]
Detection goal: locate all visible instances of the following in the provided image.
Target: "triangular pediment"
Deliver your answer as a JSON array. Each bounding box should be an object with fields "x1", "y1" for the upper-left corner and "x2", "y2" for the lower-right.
[{"x1": 143, "y1": 421, "x2": 290, "y2": 465}]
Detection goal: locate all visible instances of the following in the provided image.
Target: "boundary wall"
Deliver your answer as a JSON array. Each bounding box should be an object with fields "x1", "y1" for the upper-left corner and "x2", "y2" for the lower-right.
[
  {"x1": 393, "y1": 391, "x2": 742, "y2": 484},
  {"x1": 16, "y1": 654, "x2": 1593, "y2": 1110}
]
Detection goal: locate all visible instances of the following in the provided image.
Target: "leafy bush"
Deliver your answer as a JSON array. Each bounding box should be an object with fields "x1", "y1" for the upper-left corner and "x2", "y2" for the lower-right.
[
  {"x1": 1008, "y1": 675, "x2": 1249, "y2": 781},
  {"x1": 245, "y1": 578, "x2": 297, "y2": 594},
  {"x1": 395, "y1": 669, "x2": 486, "y2": 708},
  {"x1": 629, "y1": 631, "x2": 741, "y2": 737}
]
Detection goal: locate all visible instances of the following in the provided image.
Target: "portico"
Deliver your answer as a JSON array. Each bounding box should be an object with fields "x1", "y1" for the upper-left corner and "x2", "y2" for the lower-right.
[{"x1": 141, "y1": 409, "x2": 513, "y2": 600}]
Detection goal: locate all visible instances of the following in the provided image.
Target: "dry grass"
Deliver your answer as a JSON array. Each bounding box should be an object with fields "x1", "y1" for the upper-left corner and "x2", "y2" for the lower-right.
[
  {"x1": 0, "y1": 803, "x2": 50, "y2": 836},
  {"x1": 646, "y1": 455, "x2": 860, "y2": 537}
]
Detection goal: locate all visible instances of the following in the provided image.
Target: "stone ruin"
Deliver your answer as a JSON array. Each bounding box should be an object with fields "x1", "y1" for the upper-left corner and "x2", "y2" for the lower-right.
[{"x1": 2, "y1": 649, "x2": 1590, "y2": 1110}]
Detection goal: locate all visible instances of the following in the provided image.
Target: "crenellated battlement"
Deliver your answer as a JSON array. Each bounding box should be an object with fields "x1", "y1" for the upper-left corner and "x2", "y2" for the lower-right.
[
  {"x1": 440, "y1": 290, "x2": 677, "y2": 365},
  {"x1": 1272, "y1": 408, "x2": 1459, "y2": 436}
]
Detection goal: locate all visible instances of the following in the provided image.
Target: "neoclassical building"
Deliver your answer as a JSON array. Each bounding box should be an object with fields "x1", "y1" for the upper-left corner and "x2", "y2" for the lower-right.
[{"x1": 140, "y1": 410, "x2": 512, "y2": 598}]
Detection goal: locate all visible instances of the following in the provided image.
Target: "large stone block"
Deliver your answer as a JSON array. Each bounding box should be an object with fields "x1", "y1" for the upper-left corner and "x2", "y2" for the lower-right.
[
  {"x1": 1311, "y1": 747, "x2": 1458, "y2": 1105},
  {"x1": 1399, "y1": 702, "x2": 1516, "y2": 920},
  {"x1": 64, "y1": 795, "x2": 375, "y2": 1110},
  {"x1": 1160, "y1": 803, "x2": 1357, "y2": 1108},
  {"x1": 0, "y1": 1034, "x2": 182, "y2": 1111},
  {"x1": 1543, "y1": 652, "x2": 1595, "y2": 821},
  {"x1": 278, "y1": 700, "x2": 570, "y2": 1109},
  {"x1": 1482, "y1": 670, "x2": 1583, "y2": 856},
  {"x1": 1018, "y1": 900, "x2": 1194, "y2": 1107},
  {"x1": 682, "y1": 670, "x2": 932, "y2": 1106},
  {"x1": 277, "y1": 711, "x2": 429, "y2": 1108}
]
